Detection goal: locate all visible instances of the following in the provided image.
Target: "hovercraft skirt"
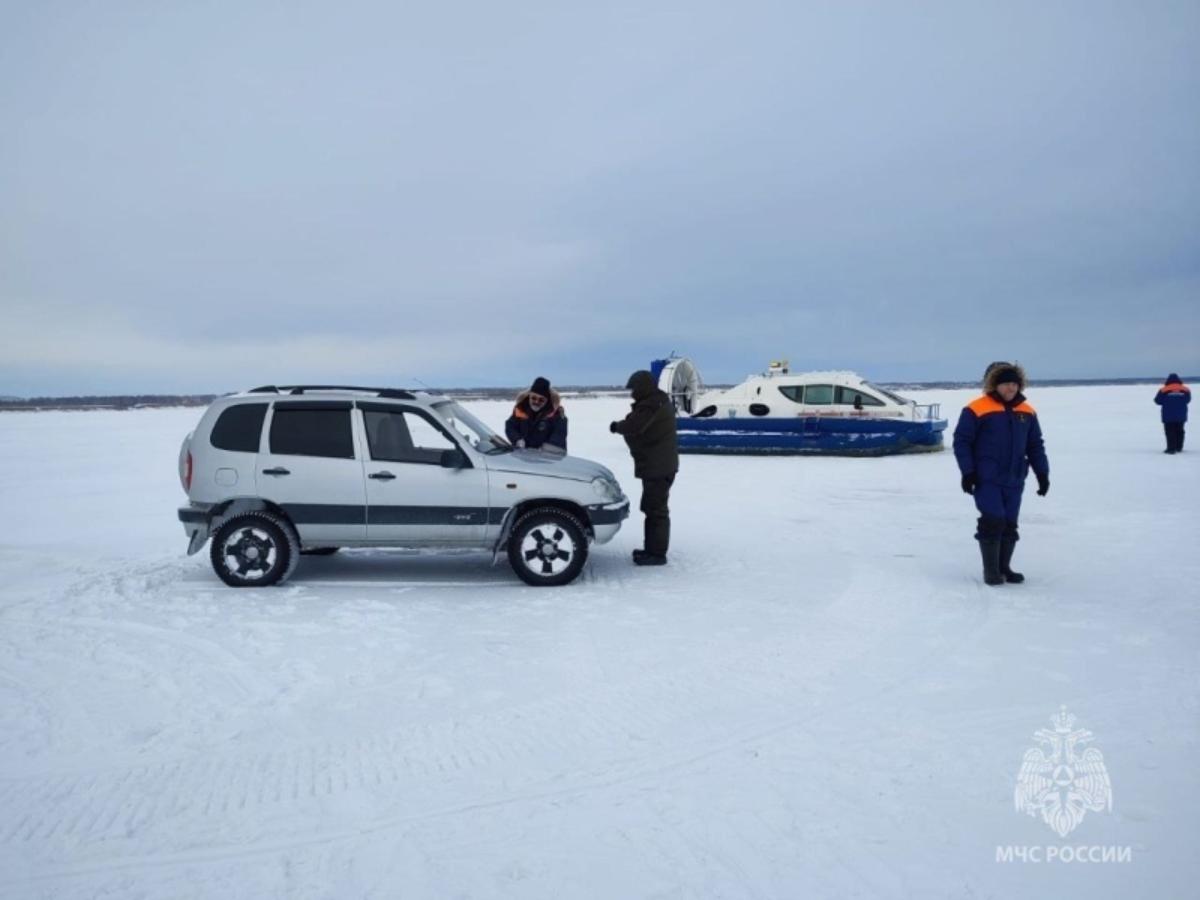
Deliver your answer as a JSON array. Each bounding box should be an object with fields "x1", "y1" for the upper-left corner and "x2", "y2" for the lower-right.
[{"x1": 677, "y1": 416, "x2": 946, "y2": 456}]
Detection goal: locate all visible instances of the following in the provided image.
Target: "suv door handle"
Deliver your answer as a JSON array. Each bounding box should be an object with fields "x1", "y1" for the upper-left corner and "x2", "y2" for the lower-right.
[
  {"x1": 262, "y1": 467, "x2": 291, "y2": 476},
  {"x1": 369, "y1": 471, "x2": 396, "y2": 480}
]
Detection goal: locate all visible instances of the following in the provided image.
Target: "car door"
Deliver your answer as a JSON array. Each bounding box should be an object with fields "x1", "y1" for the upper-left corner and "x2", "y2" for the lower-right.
[
  {"x1": 358, "y1": 403, "x2": 490, "y2": 545},
  {"x1": 257, "y1": 400, "x2": 368, "y2": 544}
]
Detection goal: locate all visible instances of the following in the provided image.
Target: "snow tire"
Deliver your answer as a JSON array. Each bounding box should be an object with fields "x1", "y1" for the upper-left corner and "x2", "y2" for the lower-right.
[
  {"x1": 210, "y1": 511, "x2": 300, "y2": 588},
  {"x1": 507, "y1": 507, "x2": 589, "y2": 587}
]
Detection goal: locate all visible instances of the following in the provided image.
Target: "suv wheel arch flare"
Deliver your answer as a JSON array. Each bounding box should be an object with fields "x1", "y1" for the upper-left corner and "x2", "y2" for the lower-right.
[
  {"x1": 209, "y1": 497, "x2": 295, "y2": 531},
  {"x1": 494, "y1": 498, "x2": 595, "y2": 553}
]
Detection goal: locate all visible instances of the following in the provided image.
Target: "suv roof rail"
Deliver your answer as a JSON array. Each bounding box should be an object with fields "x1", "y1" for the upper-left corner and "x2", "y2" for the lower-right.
[{"x1": 247, "y1": 385, "x2": 418, "y2": 400}]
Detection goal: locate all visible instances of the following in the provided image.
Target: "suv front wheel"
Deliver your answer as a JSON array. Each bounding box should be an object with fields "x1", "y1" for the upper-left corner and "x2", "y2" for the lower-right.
[
  {"x1": 507, "y1": 508, "x2": 589, "y2": 586},
  {"x1": 210, "y1": 512, "x2": 299, "y2": 587}
]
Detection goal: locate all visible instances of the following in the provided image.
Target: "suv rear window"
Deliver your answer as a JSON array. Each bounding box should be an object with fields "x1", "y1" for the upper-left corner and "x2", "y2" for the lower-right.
[
  {"x1": 269, "y1": 404, "x2": 355, "y2": 459},
  {"x1": 210, "y1": 403, "x2": 267, "y2": 452}
]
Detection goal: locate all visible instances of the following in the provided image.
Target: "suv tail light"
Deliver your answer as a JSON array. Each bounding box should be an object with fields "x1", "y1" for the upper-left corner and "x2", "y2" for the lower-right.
[{"x1": 183, "y1": 450, "x2": 193, "y2": 492}]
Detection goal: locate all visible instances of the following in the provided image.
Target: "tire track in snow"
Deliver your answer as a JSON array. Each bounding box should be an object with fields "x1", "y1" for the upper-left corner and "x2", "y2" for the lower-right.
[
  {"x1": 4, "y1": 615, "x2": 276, "y2": 706},
  {"x1": 1, "y1": 605, "x2": 988, "y2": 893},
  {"x1": 0, "y1": 557, "x2": 986, "y2": 888},
  {"x1": 0, "y1": 620, "x2": 853, "y2": 846}
]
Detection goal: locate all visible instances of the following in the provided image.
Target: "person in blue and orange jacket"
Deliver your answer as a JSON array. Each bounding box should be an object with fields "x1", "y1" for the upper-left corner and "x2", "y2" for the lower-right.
[
  {"x1": 1154, "y1": 373, "x2": 1190, "y2": 454},
  {"x1": 505, "y1": 376, "x2": 568, "y2": 453},
  {"x1": 953, "y1": 362, "x2": 1050, "y2": 586}
]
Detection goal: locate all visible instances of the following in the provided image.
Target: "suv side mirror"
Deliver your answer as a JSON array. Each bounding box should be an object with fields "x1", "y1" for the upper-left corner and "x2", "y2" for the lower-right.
[{"x1": 440, "y1": 448, "x2": 468, "y2": 469}]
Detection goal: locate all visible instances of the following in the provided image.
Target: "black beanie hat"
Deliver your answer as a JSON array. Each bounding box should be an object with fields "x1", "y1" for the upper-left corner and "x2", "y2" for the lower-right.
[
  {"x1": 529, "y1": 376, "x2": 551, "y2": 397},
  {"x1": 1167, "y1": 373, "x2": 1180, "y2": 384},
  {"x1": 625, "y1": 370, "x2": 656, "y2": 400},
  {"x1": 993, "y1": 366, "x2": 1021, "y2": 386}
]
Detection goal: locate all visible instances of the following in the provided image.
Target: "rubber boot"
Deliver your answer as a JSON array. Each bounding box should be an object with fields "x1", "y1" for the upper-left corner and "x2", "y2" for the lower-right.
[
  {"x1": 979, "y1": 540, "x2": 1004, "y2": 586},
  {"x1": 999, "y1": 538, "x2": 1024, "y2": 583}
]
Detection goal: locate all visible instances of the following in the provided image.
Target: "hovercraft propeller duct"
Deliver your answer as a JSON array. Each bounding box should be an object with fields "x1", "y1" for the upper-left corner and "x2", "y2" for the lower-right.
[{"x1": 651, "y1": 355, "x2": 702, "y2": 414}]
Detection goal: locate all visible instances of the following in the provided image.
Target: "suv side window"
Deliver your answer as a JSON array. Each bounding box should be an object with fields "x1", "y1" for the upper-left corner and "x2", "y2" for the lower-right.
[
  {"x1": 211, "y1": 403, "x2": 268, "y2": 452},
  {"x1": 269, "y1": 403, "x2": 355, "y2": 459},
  {"x1": 364, "y1": 408, "x2": 457, "y2": 465}
]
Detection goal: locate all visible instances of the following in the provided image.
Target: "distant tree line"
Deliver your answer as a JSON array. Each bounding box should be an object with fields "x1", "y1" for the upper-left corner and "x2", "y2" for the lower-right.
[
  {"x1": 0, "y1": 377, "x2": 1186, "y2": 412},
  {"x1": 0, "y1": 395, "x2": 217, "y2": 411},
  {"x1": 0, "y1": 388, "x2": 628, "y2": 410}
]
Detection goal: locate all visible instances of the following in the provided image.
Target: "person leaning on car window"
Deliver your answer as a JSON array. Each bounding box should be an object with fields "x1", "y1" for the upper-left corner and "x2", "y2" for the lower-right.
[{"x1": 505, "y1": 376, "x2": 568, "y2": 453}]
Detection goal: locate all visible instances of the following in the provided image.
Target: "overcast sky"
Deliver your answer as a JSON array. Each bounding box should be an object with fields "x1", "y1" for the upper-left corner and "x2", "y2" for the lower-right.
[{"x1": 2, "y1": 0, "x2": 1197, "y2": 395}]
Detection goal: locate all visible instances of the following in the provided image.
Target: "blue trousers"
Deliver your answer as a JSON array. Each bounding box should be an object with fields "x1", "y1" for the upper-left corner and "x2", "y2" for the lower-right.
[{"x1": 974, "y1": 482, "x2": 1023, "y2": 540}]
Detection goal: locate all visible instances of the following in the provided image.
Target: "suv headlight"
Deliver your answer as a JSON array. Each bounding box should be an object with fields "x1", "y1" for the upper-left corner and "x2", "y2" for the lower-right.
[{"x1": 591, "y1": 477, "x2": 622, "y2": 502}]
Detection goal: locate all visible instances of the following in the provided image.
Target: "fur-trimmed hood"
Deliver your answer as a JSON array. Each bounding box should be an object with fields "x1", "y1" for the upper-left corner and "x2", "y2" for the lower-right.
[
  {"x1": 513, "y1": 388, "x2": 563, "y2": 415},
  {"x1": 983, "y1": 361, "x2": 1027, "y2": 393}
]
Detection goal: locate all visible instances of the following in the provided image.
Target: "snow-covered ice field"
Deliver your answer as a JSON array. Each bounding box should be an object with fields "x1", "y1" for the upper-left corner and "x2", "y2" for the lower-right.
[{"x1": 0, "y1": 386, "x2": 1196, "y2": 899}]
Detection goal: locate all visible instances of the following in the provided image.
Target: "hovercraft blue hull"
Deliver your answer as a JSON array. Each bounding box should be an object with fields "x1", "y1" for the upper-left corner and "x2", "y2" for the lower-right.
[{"x1": 677, "y1": 416, "x2": 946, "y2": 456}]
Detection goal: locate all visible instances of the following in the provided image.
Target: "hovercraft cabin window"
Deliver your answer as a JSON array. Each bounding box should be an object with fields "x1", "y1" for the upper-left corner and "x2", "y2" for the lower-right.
[
  {"x1": 778, "y1": 385, "x2": 835, "y2": 404},
  {"x1": 866, "y1": 382, "x2": 907, "y2": 405},
  {"x1": 836, "y1": 388, "x2": 884, "y2": 407},
  {"x1": 803, "y1": 385, "x2": 834, "y2": 405}
]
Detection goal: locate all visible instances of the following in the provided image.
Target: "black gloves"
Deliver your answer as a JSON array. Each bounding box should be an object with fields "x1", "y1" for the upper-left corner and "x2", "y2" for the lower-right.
[
  {"x1": 609, "y1": 421, "x2": 620, "y2": 434},
  {"x1": 963, "y1": 471, "x2": 1047, "y2": 495}
]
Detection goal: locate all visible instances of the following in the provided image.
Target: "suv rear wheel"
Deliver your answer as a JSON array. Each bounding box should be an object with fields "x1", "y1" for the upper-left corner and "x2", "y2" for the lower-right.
[
  {"x1": 507, "y1": 508, "x2": 588, "y2": 586},
  {"x1": 210, "y1": 512, "x2": 299, "y2": 587}
]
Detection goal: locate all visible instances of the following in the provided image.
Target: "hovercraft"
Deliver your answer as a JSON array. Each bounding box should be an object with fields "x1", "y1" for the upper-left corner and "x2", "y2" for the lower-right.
[{"x1": 652, "y1": 356, "x2": 946, "y2": 456}]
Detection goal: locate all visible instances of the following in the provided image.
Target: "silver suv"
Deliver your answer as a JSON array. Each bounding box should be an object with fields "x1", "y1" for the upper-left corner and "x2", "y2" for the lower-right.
[{"x1": 177, "y1": 385, "x2": 629, "y2": 587}]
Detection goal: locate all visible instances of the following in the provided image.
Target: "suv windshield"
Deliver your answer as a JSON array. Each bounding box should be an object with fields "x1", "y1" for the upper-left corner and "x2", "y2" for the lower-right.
[{"x1": 432, "y1": 400, "x2": 512, "y2": 454}]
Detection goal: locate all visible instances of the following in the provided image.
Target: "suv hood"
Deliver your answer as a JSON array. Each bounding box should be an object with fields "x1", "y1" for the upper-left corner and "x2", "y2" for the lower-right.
[{"x1": 486, "y1": 449, "x2": 617, "y2": 483}]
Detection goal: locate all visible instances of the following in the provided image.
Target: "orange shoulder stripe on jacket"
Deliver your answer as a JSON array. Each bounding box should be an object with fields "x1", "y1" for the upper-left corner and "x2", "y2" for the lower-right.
[
  {"x1": 966, "y1": 395, "x2": 1036, "y2": 417},
  {"x1": 513, "y1": 405, "x2": 560, "y2": 420},
  {"x1": 966, "y1": 395, "x2": 1004, "y2": 417},
  {"x1": 1160, "y1": 383, "x2": 1190, "y2": 394}
]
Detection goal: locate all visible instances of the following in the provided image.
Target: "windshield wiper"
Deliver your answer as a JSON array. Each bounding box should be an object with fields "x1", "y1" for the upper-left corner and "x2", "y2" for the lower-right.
[{"x1": 486, "y1": 434, "x2": 513, "y2": 454}]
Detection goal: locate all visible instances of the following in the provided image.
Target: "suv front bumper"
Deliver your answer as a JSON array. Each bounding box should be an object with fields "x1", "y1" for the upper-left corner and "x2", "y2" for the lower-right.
[{"x1": 587, "y1": 498, "x2": 630, "y2": 544}]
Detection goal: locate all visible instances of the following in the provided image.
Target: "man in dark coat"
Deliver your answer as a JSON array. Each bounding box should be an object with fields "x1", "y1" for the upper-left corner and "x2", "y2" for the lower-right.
[
  {"x1": 505, "y1": 376, "x2": 568, "y2": 453},
  {"x1": 610, "y1": 370, "x2": 679, "y2": 566},
  {"x1": 1154, "y1": 373, "x2": 1190, "y2": 454},
  {"x1": 953, "y1": 362, "x2": 1050, "y2": 586}
]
